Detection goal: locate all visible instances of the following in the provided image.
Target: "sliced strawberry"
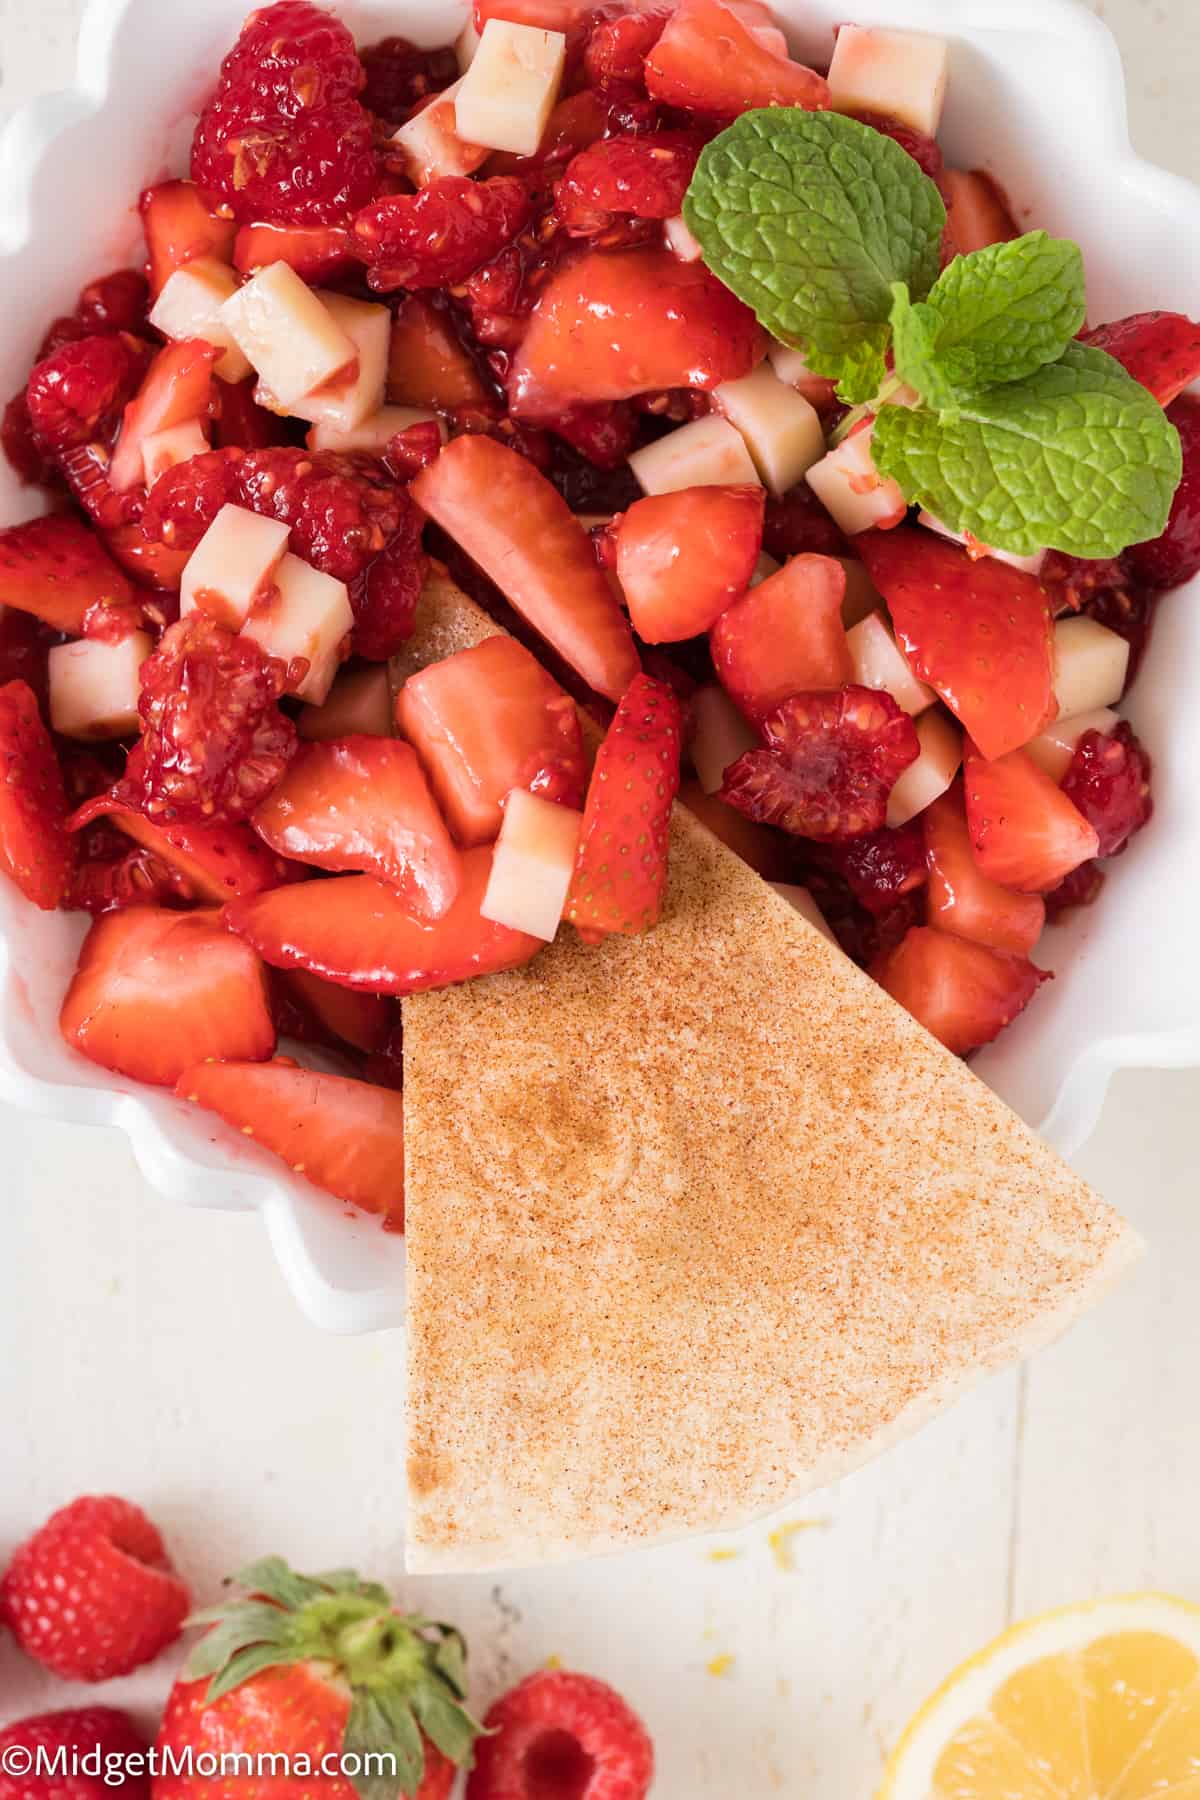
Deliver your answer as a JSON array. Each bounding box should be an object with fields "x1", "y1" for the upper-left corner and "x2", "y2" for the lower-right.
[
  {"x1": 176, "y1": 1059, "x2": 405, "y2": 1225},
  {"x1": 395, "y1": 635, "x2": 587, "y2": 848},
  {"x1": 139, "y1": 181, "x2": 238, "y2": 300},
  {"x1": 507, "y1": 248, "x2": 765, "y2": 418},
  {"x1": 856, "y1": 527, "x2": 1056, "y2": 761},
  {"x1": 940, "y1": 169, "x2": 1018, "y2": 257},
  {"x1": 474, "y1": 0, "x2": 595, "y2": 29},
  {"x1": 252, "y1": 737, "x2": 462, "y2": 919},
  {"x1": 710, "y1": 555, "x2": 852, "y2": 723},
  {"x1": 1081, "y1": 311, "x2": 1200, "y2": 407},
  {"x1": 924, "y1": 783, "x2": 1045, "y2": 956},
  {"x1": 615, "y1": 485, "x2": 764, "y2": 644},
  {"x1": 69, "y1": 794, "x2": 290, "y2": 906},
  {"x1": 1060, "y1": 721, "x2": 1153, "y2": 859},
  {"x1": 564, "y1": 673, "x2": 683, "y2": 938},
  {"x1": 102, "y1": 526, "x2": 191, "y2": 594},
  {"x1": 871, "y1": 924, "x2": 1048, "y2": 1056},
  {"x1": 411, "y1": 436, "x2": 640, "y2": 702},
  {"x1": 387, "y1": 296, "x2": 491, "y2": 410},
  {"x1": 274, "y1": 968, "x2": 393, "y2": 1055},
  {"x1": 0, "y1": 678, "x2": 73, "y2": 908},
  {"x1": 60, "y1": 906, "x2": 275, "y2": 1084},
  {"x1": 213, "y1": 377, "x2": 292, "y2": 452},
  {"x1": 644, "y1": 0, "x2": 830, "y2": 112},
  {"x1": 963, "y1": 742, "x2": 1099, "y2": 894},
  {"x1": 109, "y1": 340, "x2": 218, "y2": 494},
  {"x1": 233, "y1": 222, "x2": 358, "y2": 284},
  {"x1": 0, "y1": 514, "x2": 135, "y2": 633},
  {"x1": 224, "y1": 849, "x2": 542, "y2": 993}
]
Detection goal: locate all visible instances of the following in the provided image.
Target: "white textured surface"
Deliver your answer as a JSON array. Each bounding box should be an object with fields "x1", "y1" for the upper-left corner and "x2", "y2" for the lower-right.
[{"x1": 2, "y1": 4, "x2": 1200, "y2": 1796}]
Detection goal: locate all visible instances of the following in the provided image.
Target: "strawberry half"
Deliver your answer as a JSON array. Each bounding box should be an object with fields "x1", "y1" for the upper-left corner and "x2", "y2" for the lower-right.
[
  {"x1": 139, "y1": 180, "x2": 237, "y2": 300},
  {"x1": 872, "y1": 925, "x2": 1049, "y2": 1056},
  {"x1": 224, "y1": 849, "x2": 542, "y2": 993},
  {"x1": 1081, "y1": 310, "x2": 1200, "y2": 407},
  {"x1": 0, "y1": 513, "x2": 135, "y2": 634},
  {"x1": 274, "y1": 969, "x2": 392, "y2": 1056},
  {"x1": 70, "y1": 794, "x2": 292, "y2": 906},
  {"x1": 856, "y1": 527, "x2": 1056, "y2": 761},
  {"x1": 924, "y1": 783, "x2": 1046, "y2": 956},
  {"x1": 177, "y1": 1059, "x2": 405, "y2": 1224},
  {"x1": 60, "y1": 906, "x2": 275, "y2": 1085},
  {"x1": 710, "y1": 554, "x2": 852, "y2": 722},
  {"x1": 565, "y1": 673, "x2": 683, "y2": 939},
  {"x1": 0, "y1": 678, "x2": 73, "y2": 909},
  {"x1": 616, "y1": 485, "x2": 765, "y2": 644},
  {"x1": 253, "y1": 737, "x2": 462, "y2": 920},
  {"x1": 108, "y1": 338, "x2": 218, "y2": 494},
  {"x1": 644, "y1": 0, "x2": 829, "y2": 112},
  {"x1": 964, "y1": 742, "x2": 1100, "y2": 894}
]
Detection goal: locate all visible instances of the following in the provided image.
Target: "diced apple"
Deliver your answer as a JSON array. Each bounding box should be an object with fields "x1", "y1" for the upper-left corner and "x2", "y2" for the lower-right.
[
  {"x1": 240, "y1": 554, "x2": 353, "y2": 705},
  {"x1": 300, "y1": 665, "x2": 395, "y2": 741},
  {"x1": 690, "y1": 684, "x2": 759, "y2": 795},
  {"x1": 141, "y1": 418, "x2": 211, "y2": 489},
  {"x1": 480, "y1": 788, "x2": 582, "y2": 941},
  {"x1": 846, "y1": 610, "x2": 934, "y2": 716},
  {"x1": 392, "y1": 79, "x2": 490, "y2": 186},
  {"x1": 456, "y1": 16, "x2": 482, "y2": 70},
  {"x1": 918, "y1": 509, "x2": 1046, "y2": 578},
  {"x1": 181, "y1": 504, "x2": 291, "y2": 630},
  {"x1": 886, "y1": 709, "x2": 962, "y2": 828},
  {"x1": 289, "y1": 292, "x2": 391, "y2": 432},
  {"x1": 769, "y1": 882, "x2": 838, "y2": 946},
  {"x1": 1053, "y1": 617, "x2": 1131, "y2": 718},
  {"x1": 307, "y1": 404, "x2": 446, "y2": 456},
  {"x1": 827, "y1": 25, "x2": 949, "y2": 137},
  {"x1": 629, "y1": 416, "x2": 760, "y2": 495},
  {"x1": 220, "y1": 263, "x2": 356, "y2": 411},
  {"x1": 48, "y1": 632, "x2": 152, "y2": 740},
  {"x1": 455, "y1": 19, "x2": 567, "y2": 157},
  {"x1": 836, "y1": 556, "x2": 882, "y2": 629},
  {"x1": 712, "y1": 364, "x2": 826, "y2": 496},
  {"x1": 804, "y1": 422, "x2": 907, "y2": 536},
  {"x1": 664, "y1": 214, "x2": 704, "y2": 263},
  {"x1": 1025, "y1": 707, "x2": 1120, "y2": 784},
  {"x1": 148, "y1": 257, "x2": 253, "y2": 383},
  {"x1": 750, "y1": 551, "x2": 780, "y2": 587},
  {"x1": 766, "y1": 340, "x2": 839, "y2": 412}
]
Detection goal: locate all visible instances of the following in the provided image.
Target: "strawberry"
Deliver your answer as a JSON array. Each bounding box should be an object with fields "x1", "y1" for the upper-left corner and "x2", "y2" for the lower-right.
[
  {"x1": 233, "y1": 221, "x2": 357, "y2": 284},
  {"x1": 395, "y1": 636, "x2": 588, "y2": 848},
  {"x1": 156, "y1": 1557, "x2": 479, "y2": 1800},
  {"x1": 0, "y1": 678, "x2": 73, "y2": 909},
  {"x1": 108, "y1": 339, "x2": 218, "y2": 494},
  {"x1": 924, "y1": 783, "x2": 1045, "y2": 956},
  {"x1": 273, "y1": 968, "x2": 393, "y2": 1055},
  {"x1": 1081, "y1": 310, "x2": 1200, "y2": 407},
  {"x1": 177, "y1": 1060, "x2": 405, "y2": 1223},
  {"x1": 963, "y1": 743, "x2": 1099, "y2": 894},
  {"x1": 644, "y1": 0, "x2": 829, "y2": 113},
  {"x1": 941, "y1": 168, "x2": 1018, "y2": 257},
  {"x1": 1060, "y1": 721, "x2": 1153, "y2": 858},
  {"x1": 253, "y1": 738, "x2": 462, "y2": 920},
  {"x1": 70, "y1": 794, "x2": 292, "y2": 906},
  {"x1": 60, "y1": 906, "x2": 275, "y2": 1085},
  {"x1": 139, "y1": 180, "x2": 237, "y2": 300},
  {"x1": 872, "y1": 925, "x2": 1049, "y2": 1056},
  {"x1": 388, "y1": 296, "x2": 492, "y2": 411},
  {"x1": 0, "y1": 513, "x2": 136, "y2": 633},
  {"x1": 710, "y1": 554, "x2": 853, "y2": 722},
  {"x1": 0, "y1": 1709, "x2": 150, "y2": 1800},
  {"x1": 678, "y1": 779, "x2": 794, "y2": 881},
  {"x1": 565, "y1": 673, "x2": 683, "y2": 939},
  {"x1": 0, "y1": 1495, "x2": 189, "y2": 1681},
  {"x1": 1125, "y1": 393, "x2": 1200, "y2": 591},
  {"x1": 615, "y1": 485, "x2": 765, "y2": 643},
  {"x1": 411, "y1": 437, "x2": 640, "y2": 704},
  {"x1": 855, "y1": 527, "x2": 1056, "y2": 761},
  {"x1": 224, "y1": 849, "x2": 542, "y2": 993},
  {"x1": 465, "y1": 1669, "x2": 654, "y2": 1800}
]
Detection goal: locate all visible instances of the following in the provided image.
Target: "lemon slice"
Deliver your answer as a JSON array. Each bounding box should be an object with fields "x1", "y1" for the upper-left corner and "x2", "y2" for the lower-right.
[{"x1": 879, "y1": 1593, "x2": 1200, "y2": 1799}]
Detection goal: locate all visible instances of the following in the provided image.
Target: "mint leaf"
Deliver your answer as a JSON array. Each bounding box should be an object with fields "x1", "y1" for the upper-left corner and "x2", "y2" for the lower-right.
[
  {"x1": 921, "y1": 232, "x2": 1087, "y2": 393},
  {"x1": 889, "y1": 283, "x2": 961, "y2": 411},
  {"x1": 683, "y1": 109, "x2": 945, "y2": 404},
  {"x1": 873, "y1": 343, "x2": 1182, "y2": 558}
]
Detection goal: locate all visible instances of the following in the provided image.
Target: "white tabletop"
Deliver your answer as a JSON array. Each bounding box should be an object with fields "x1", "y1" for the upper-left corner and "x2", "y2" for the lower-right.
[{"x1": 2, "y1": 5, "x2": 1199, "y2": 1794}]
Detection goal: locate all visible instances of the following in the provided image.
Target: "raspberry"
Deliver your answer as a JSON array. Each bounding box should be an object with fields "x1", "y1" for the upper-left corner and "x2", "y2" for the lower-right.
[
  {"x1": 353, "y1": 176, "x2": 534, "y2": 290},
  {"x1": 0, "y1": 1709, "x2": 151, "y2": 1800},
  {"x1": 141, "y1": 446, "x2": 244, "y2": 552},
  {"x1": 38, "y1": 315, "x2": 94, "y2": 358},
  {"x1": 1045, "y1": 859, "x2": 1105, "y2": 921},
  {"x1": 852, "y1": 110, "x2": 944, "y2": 185},
  {"x1": 1, "y1": 390, "x2": 54, "y2": 486},
  {"x1": 349, "y1": 503, "x2": 427, "y2": 659},
  {"x1": 823, "y1": 820, "x2": 927, "y2": 914},
  {"x1": 465, "y1": 1669, "x2": 654, "y2": 1800},
  {"x1": 0, "y1": 608, "x2": 55, "y2": 707},
  {"x1": 1080, "y1": 584, "x2": 1158, "y2": 688},
  {"x1": 1125, "y1": 393, "x2": 1200, "y2": 590},
  {"x1": 458, "y1": 213, "x2": 572, "y2": 350},
  {"x1": 556, "y1": 130, "x2": 706, "y2": 238},
  {"x1": 76, "y1": 269, "x2": 150, "y2": 336},
  {"x1": 545, "y1": 398, "x2": 638, "y2": 469},
  {"x1": 363, "y1": 1021, "x2": 405, "y2": 1090},
  {"x1": 762, "y1": 483, "x2": 850, "y2": 561},
  {"x1": 67, "y1": 816, "x2": 192, "y2": 915},
  {"x1": 360, "y1": 35, "x2": 459, "y2": 126},
  {"x1": 584, "y1": 8, "x2": 672, "y2": 85},
  {"x1": 720, "y1": 686, "x2": 921, "y2": 843},
  {"x1": 217, "y1": 1, "x2": 366, "y2": 110},
  {"x1": 1041, "y1": 550, "x2": 1129, "y2": 613},
  {"x1": 26, "y1": 334, "x2": 147, "y2": 457},
  {"x1": 235, "y1": 447, "x2": 409, "y2": 582},
  {"x1": 214, "y1": 376, "x2": 291, "y2": 450},
  {"x1": 384, "y1": 418, "x2": 444, "y2": 480},
  {"x1": 1060, "y1": 721, "x2": 1152, "y2": 859},
  {"x1": 124, "y1": 615, "x2": 298, "y2": 822},
  {"x1": 0, "y1": 1496, "x2": 189, "y2": 1682}
]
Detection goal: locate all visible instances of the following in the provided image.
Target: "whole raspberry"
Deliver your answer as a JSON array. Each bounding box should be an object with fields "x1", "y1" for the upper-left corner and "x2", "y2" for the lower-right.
[
  {"x1": 823, "y1": 820, "x2": 928, "y2": 914},
  {"x1": 349, "y1": 504, "x2": 427, "y2": 659},
  {"x1": 0, "y1": 1496, "x2": 189, "y2": 1681},
  {"x1": 852, "y1": 110, "x2": 944, "y2": 185},
  {"x1": 1045, "y1": 858, "x2": 1106, "y2": 922},
  {"x1": 0, "y1": 1709, "x2": 151, "y2": 1800},
  {"x1": 217, "y1": 0, "x2": 366, "y2": 110},
  {"x1": 1, "y1": 391, "x2": 53, "y2": 486},
  {"x1": 1060, "y1": 721, "x2": 1153, "y2": 858},
  {"x1": 555, "y1": 131, "x2": 705, "y2": 238},
  {"x1": 26, "y1": 335, "x2": 147, "y2": 457},
  {"x1": 1125, "y1": 392, "x2": 1200, "y2": 590},
  {"x1": 465, "y1": 1669, "x2": 654, "y2": 1800},
  {"x1": 353, "y1": 176, "x2": 533, "y2": 290},
  {"x1": 584, "y1": 9, "x2": 672, "y2": 86},
  {"x1": 76, "y1": 269, "x2": 151, "y2": 336},
  {"x1": 234, "y1": 447, "x2": 409, "y2": 583},
  {"x1": 360, "y1": 35, "x2": 459, "y2": 127},
  {"x1": 140, "y1": 447, "x2": 244, "y2": 553}
]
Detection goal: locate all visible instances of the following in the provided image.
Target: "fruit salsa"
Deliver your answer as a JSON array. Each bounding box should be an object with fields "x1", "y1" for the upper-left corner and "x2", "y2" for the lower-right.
[{"x1": 0, "y1": 0, "x2": 1194, "y2": 1221}]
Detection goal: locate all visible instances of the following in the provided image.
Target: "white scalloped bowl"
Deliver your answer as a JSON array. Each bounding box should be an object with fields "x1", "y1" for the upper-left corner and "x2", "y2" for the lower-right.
[{"x1": 1, "y1": 0, "x2": 1197, "y2": 1333}]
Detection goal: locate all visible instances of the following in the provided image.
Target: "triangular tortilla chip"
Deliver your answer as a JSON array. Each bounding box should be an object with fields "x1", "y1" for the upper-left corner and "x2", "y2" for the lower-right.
[{"x1": 400, "y1": 573, "x2": 1140, "y2": 1572}]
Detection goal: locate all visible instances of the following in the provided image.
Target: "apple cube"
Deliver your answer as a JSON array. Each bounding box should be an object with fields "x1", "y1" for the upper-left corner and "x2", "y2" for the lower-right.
[
  {"x1": 308, "y1": 404, "x2": 446, "y2": 456},
  {"x1": 455, "y1": 20, "x2": 566, "y2": 156},
  {"x1": 712, "y1": 364, "x2": 826, "y2": 496},
  {"x1": 846, "y1": 610, "x2": 934, "y2": 716},
  {"x1": 181, "y1": 504, "x2": 291, "y2": 630},
  {"x1": 664, "y1": 214, "x2": 704, "y2": 263},
  {"x1": 456, "y1": 16, "x2": 482, "y2": 70},
  {"x1": 769, "y1": 882, "x2": 838, "y2": 947},
  {"x1": 804, "y1": 422, "x2": 907, "y2": 536},
  {"x1": 836, "y1": 556, "x2": 883, "y2": 629},
  {"x1": 918, "y1": 510, "x2": 1046, "y2": 578},
  {"x1": 289, "y1": 293, "x2": 391, "y2": 432},
  {"x1": 690, "y1": 684, "x2": 759, "y2": 795},
  {"x1": 392, "y1": 79, "x2": 490, "y2": 186},
  {"x1": 827, "y1": 25, "x2": 949, "y2": 137},
  {"x1": 148, "y1": 257, "x2": 252, "y2": 383},
  {"x1": 480, "y1": 788, "x2": 582, "y2": 941},
  {"x1": 300, "y1": 664, "x2": 394, "y2": 741},
  {"x1": 141, "y1": 418, "x2": 210, "y2": 489},
  {"x1": 220, "y1": 263, "x2": 356, "y2": 410},
  {"x1": 886, "y1": 709, "x2": 962, "y2": 828},
  {"x1": 629, "y1": 415, "x2": 760, "y2": 495},
  {"x1": 240, "y1": 554, "x2": 354, "y2": 704},
  {"x1": 1053, "y1": 617, "x2": 1131, "y2": 718},
  {"x1": 1025, "y1": 707, "x2": 1119, "y2": 784},
  {"x1": 49, "y1": 632, "x2": 152, "y2": 740}
]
